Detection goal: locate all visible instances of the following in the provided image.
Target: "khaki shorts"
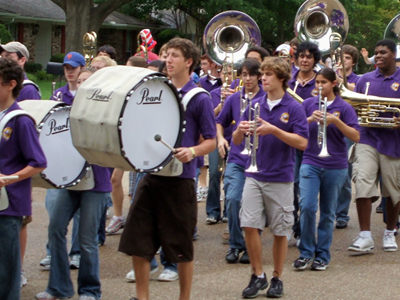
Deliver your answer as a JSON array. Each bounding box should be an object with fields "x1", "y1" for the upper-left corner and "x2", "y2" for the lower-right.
[
  {"x1": 353, "y1": 143, "x2": 400, "y2": 205},
  {"x1": 240, "y1": 177, "x2": 294, "y2": 236}
]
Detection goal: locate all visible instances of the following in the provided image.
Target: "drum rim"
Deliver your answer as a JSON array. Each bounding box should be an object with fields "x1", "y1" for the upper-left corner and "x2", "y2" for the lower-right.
[
  {"x1": 118, "y1": 73, "x2": 186, "y2": 173},
  {"x1": 38, "y1": 105, "x2": 90, "y2": 188}
]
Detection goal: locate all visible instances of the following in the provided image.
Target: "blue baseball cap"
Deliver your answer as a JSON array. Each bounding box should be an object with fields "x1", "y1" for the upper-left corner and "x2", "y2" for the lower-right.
[{"x1": 63, "y1": 52, "x2": 85, "y2": 68}]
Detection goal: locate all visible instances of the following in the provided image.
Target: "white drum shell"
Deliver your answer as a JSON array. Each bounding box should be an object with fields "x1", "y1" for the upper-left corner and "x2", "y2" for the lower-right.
[{"x1": 70, "y1": 66, "x2": 184, "y2": 172}]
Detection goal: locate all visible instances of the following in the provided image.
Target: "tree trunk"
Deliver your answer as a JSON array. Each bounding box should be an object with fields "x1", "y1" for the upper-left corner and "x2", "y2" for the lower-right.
[{"x1": 64, "y1": 0, "x2": 102, "y2": 54}]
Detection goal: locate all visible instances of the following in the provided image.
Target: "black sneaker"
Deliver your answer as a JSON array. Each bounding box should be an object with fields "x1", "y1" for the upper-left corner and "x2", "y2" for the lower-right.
[
  {"x1": 335, "y1": 220, "x2": 348, "y2": 229},
  {"x1": 239, "y1": 250, "x2": 250, "y2": 264},
  {"x1": 292, "y1": 257, "x2": 312, "y2": 270},
  {"x1": 266, "y1": 277, "x2": 283, "y2": 298},
  {"x1": 226, "y1": 248, "x2": 241, "y2": 263},
  {"x1": 242, "y1": 273, "x2": 268, "y2": 298},
  {"x1": 310, "y1": 259, "x2": 329, "y2": 271}
]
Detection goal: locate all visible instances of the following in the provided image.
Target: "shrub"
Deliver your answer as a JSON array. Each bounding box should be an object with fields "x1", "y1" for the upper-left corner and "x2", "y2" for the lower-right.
[
  {"x1": 26, "y1": 73, "x2": 37, "y2": 82},
  {"x1": 50, "y1": 53, "x2": 65, "y2": 63},
  {"x1": 36, "y1": 70, "x2": 53, "y2": 81},
  {"x1": 0, "y1": 24, "x2": 12, "y2": 44},
  {"x1": 25, "y1": 62, "x2": 43, "y2": 74}
]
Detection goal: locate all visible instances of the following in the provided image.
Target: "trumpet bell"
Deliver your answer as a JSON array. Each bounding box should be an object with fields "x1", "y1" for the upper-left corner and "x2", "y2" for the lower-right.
[
  {"x1": 317, "y1": 147, "x2": 331, "y2": 158},
  {"x1": 294, "y1": 0, "x2": 349, "y2": 55},
  {"x1": 203, "y1": 10, "x2": 261, "y2": 68}
]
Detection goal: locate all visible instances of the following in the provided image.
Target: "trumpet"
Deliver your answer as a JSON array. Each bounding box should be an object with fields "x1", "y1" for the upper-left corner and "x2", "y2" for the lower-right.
[
  {"x1": 240, "y1": 92, "x2": 253, "y2": 155},
  {"x1": 245, "y1": 102, "x2": 260, "y2": 173},
  {"x1": 317, "y1": 95, "x2": 331, "y2": 158}
]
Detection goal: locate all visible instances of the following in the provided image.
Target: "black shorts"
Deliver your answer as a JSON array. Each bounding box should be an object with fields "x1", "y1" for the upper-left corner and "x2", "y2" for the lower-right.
[{"x1": 118, "y1": 174, "x2": 197, "y2": 263}]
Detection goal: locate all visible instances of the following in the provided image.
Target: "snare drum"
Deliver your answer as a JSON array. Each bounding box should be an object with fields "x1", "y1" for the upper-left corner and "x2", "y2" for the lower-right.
[
  {"x1": 70, "y1": 66, "x2": 185, "y2": 173},
  {"x1": 18, "y1": 100, "x2": 93, "y2": 189}
]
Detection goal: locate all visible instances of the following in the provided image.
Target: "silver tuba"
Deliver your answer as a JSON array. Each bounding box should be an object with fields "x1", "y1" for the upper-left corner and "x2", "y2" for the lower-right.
[
  {"x1": 203, "y1": 11, "x2": 261, "y2": 70},
  {"x1": 384, "y1": 13, "x2": 400, "y2": 61},
  {"x1": 294, "y1": 0, "x2": 349, "y2": 56}
]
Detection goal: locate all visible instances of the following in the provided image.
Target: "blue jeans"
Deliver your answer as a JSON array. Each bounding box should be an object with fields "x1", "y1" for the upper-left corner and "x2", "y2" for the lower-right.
[
  {"x1": 206, "y1": 148, "x2": 222, "y2": 219},
  {"x1": 45, "y1": 189, "x2": 80, "y2": 256},
  {"x1": 299, "y1": 164, "x2": 347, "y2": 264},
  {"x1": 336, "y1": 138, "x2": 354, "y2": 223},
  {"x1": 47, "y1": 190, "x2": 108, "y2": 299},
  {"x1": 160, "y1": 248, "x2": 177, "y2": 271},
  {"x1": 224, "y1": 162, "x2": 246, "y2": 249},
  {"x1": 0, "y1": 216, "x2": 22, "y2": 300}
]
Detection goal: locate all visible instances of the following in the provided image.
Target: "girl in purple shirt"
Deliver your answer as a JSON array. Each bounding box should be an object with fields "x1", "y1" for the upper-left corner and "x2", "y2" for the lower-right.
[{"x1": 293, "y1": 68, "x2": 360, "y2": 271}]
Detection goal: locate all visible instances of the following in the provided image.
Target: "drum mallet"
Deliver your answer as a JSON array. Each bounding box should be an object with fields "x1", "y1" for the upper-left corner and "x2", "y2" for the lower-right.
[
  {"x1": 0, "y1": 175, "x2": 19, "y2": 180},
  {"x1": 154, "y1": 134, "x2": 176, "y2": 153}
]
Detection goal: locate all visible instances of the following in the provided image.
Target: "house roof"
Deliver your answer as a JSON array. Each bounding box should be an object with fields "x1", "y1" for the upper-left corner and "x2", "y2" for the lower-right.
[{"x1": 0, "y1": 0, "x2": 162, "y2": 29}]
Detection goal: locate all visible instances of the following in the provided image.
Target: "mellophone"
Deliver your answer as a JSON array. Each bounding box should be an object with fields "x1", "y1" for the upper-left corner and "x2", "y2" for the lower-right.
[{"x1": 19, "y1": 66, "x2": 185, "y2": 190}]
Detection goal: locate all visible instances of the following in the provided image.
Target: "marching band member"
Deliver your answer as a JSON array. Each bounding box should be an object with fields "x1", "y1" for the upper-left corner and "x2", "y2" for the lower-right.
[
  {"x1": 36, "y1": 53, "x2": 111, "y2": 300},
  {"x1": 134, "y1": 29, "x2": 159, "y2": 62},
  {"x1": 0, "y1": 42, "x2": 41, "y2": 101},
  {"x1": 119, "y1": 37, "x2": 216, "y2": 300},
  {"x1": 293, "y1": 68, "x2": 360, "y2": 271},
  {"x1": 234, "y1": 57, "x2": 308, "y2": 298},
  {"x1": 334, "y1": 44, "x2": 360, "y2": 229},
  {"x1": 0, "y1": 58, "x2": 46, "y2": 300},
  {"x1": 288, "y1": 41, "x2": 321, "y2": 244},
  {"x1": 348, "y1": 39, "x2": 400, "y2": 253},
  {"x1": 0, "y1": 40, "x2": 41, "y2": 287},
  {"x1": 216, "y1": 58, "x2": 265, "y2": 263}
]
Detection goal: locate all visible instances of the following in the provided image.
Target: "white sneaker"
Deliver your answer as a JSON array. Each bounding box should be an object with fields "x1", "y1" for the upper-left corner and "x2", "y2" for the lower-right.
[
  {"x1": 383, "y1": 233, "x2": 398, "y2": 252},
  {"x1": 21, "y1": 271, "x2": 27, "y2": 287},
  {"x1": 157, "y1": 269, "x2": 179, "y2": 282},
  {"x1": 70, "y1": 254, "x2": 80, "y2": 269},
  {"x1": 348, "y1": 235, "x2": 375, "y2": 252},
  {"x1": 125, "y1": 265, "x2": 159, "y2": 282},
  {"x1": 39, "y1": 255, "x2": 51, "y2": 270}
]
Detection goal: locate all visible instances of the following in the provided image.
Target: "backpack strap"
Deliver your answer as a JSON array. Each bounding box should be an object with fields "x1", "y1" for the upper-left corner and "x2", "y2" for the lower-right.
[
  {"x1": 0, "y1": 110, "x2": 34, "y2": 140},
  {"x1": 23, "y1": 79, "x2": 42, "y2": 97},
  {"x1": 181, "y1": 87, "x2": 210, "y2": 111}
]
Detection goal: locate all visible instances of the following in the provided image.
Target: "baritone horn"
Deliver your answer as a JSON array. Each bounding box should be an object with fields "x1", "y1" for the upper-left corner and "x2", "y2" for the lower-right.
[
  {"x1": 82, "y1": 31, "x2": 97, "y2": 67},
  {"x1": 340, "y1": 83, "x2": 400, "y2": 128}
]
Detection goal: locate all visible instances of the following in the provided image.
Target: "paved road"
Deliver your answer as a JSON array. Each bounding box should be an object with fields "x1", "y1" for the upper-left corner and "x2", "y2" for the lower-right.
[{"x1": 20, "y1": 177, "x2": 398, "y2": 300}]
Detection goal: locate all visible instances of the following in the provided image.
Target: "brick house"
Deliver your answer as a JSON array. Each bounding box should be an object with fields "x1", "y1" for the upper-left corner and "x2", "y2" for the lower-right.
[{"x1": 0, "y1": 0, "x2": 165, "y2": 66}]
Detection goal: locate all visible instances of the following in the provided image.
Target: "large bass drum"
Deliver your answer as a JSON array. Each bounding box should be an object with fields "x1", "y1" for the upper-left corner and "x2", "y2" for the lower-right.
[
  {"x1": 70, "y1": 66, "x2": 185, "y2": 173},
  {"x1": 18, "y1": 100, "x2": 94, "y2": 189}
]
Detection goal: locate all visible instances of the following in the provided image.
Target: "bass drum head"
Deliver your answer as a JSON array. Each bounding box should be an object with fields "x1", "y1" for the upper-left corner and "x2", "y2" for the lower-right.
[
  {"x1": 39, "y1": 106, "x2": 87, "y2": 187},
  {"x1": 120, "y1": 77, "x2": 184, "y2": 172}
]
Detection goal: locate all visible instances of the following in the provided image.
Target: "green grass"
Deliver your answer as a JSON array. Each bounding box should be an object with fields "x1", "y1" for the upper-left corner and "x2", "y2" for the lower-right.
[{"x1": 36, "y1": 78, "x2": 66, "y2": 100}]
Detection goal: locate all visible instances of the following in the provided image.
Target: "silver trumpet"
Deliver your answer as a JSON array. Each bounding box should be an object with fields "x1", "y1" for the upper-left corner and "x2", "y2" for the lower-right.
[
  {"x1": 318, "y1": 96, "x2": 331, "y2": 158},
  {"x1": 240, "y1": 92, "x2": 253, "y2": 155},
  {"x1": 245, "y1": 102, "x2": 260, "y2": 173}
]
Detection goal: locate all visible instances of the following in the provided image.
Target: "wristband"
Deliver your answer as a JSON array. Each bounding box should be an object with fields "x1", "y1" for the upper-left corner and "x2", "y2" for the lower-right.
[{"x1": 189, "y1": 147, "x2": 196, "y2": 159}]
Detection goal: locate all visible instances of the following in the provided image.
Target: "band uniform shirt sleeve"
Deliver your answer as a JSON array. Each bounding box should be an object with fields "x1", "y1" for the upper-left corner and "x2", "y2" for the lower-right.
[
  {"x1": 243, "y1": 92, "x2": 309, "y2": 182},
  {"x1": 178, "y1": 80, "x2": 216, "y2": 179},
  {"x1": 354, "y1": 68, "x2": 400, "y2": 158},
  {"x1": 302, "y1": 95, "x2": 360, "y2": 169},
  {"x1": 0, "y1": 102, "x2": 47, "y2": 216}
]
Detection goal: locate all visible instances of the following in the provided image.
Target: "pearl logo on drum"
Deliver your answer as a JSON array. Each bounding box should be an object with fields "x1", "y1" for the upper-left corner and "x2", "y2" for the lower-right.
[
  {"x1": 86, "y1": 88, "x2": 113, "y2": 102},
  {"x1": 137, "y1": 88, "x2": 163, "y2": 105},
  {"x1": 46, "y1": 118, "x2": 70, "y2": 136}
]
